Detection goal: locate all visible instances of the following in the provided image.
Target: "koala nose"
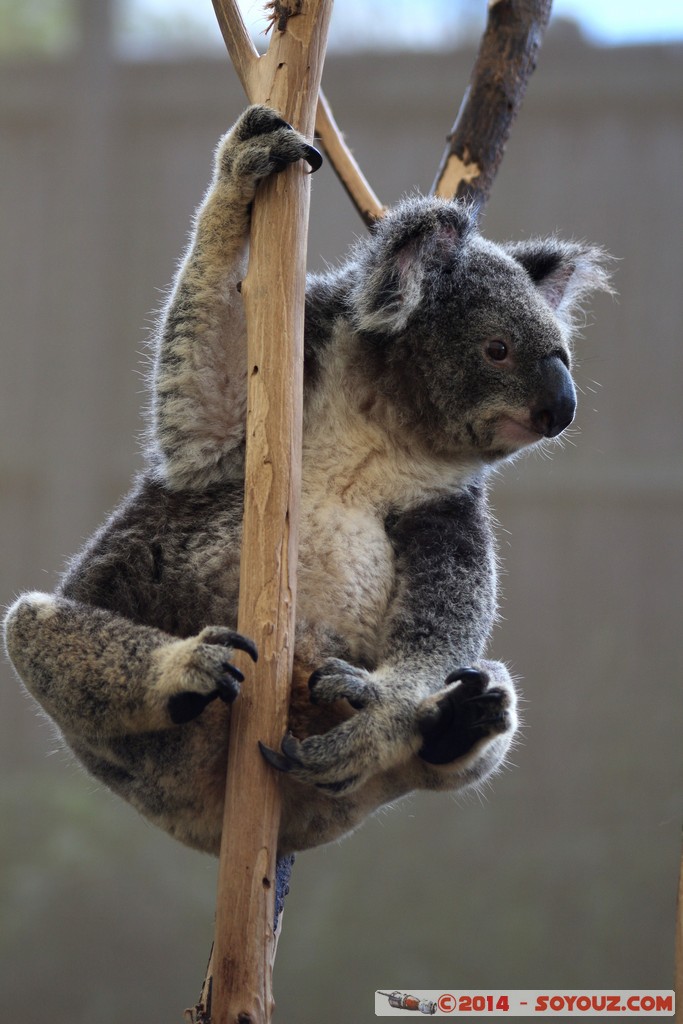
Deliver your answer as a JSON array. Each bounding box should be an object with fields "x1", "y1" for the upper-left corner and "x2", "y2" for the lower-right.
[{"x1": 531, "y1": 356, "x2": 577, "y2": 438}]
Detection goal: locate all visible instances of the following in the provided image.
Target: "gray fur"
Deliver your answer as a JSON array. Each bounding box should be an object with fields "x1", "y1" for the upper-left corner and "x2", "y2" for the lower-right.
[{"x1": 3, "y1": 106, "x2": 612, "y2": 856}]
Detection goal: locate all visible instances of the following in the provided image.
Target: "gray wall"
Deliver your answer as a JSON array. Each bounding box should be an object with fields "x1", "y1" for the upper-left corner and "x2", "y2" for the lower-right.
[{"x1": 1, "y1": 32, "x2": 682, "y2": 1024}]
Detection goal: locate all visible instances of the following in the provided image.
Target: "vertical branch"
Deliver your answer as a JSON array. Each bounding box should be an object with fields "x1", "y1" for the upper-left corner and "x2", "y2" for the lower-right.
[
  {"x1": 431, "y1": 0, "x2": 552, "y2": 207},
  {"x1": 201, "y1": 3, "x2": 333, "y2": 1024}
]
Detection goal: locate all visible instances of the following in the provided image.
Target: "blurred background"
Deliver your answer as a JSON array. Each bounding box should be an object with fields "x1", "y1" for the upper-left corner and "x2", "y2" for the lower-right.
[{"x1": 1, "y1": 1, "x2": 682, "y2": 1021}]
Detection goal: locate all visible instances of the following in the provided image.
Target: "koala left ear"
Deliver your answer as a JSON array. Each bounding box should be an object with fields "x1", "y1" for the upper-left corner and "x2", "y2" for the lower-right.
[{"x1": 506, "y1": 240, "x2": 614, "y2": 325}]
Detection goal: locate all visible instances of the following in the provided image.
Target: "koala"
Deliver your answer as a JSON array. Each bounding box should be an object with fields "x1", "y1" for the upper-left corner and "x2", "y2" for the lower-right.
[{"x1": 3, "y1": 106, "x2": 611, "y2": 856}]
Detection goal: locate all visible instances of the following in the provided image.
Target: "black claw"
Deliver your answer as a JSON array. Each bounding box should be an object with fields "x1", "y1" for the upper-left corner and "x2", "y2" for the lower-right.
[
  {"x1": 444, "y1": 667, "x2": 485, "y2": 688},
  {"x1": 231, "y1": 635, "x2": 259, "y2": 662},
  {"x1": 221, "y1": 661, "x2": 245, "y2": 684},
  {"x1": 271, "y1": 115, "x2": 293, "y2": 132},
  {"x1": 259, "y1": 740, "x2": 292, "y2": 773},
  {"x1": 470, "y1": 712, "x2": 506, "y2": 730},
  {"x1": 303, "y1": 143, "x2": 323, "y2": 173},
  {"x1": 463, "y1": 690, "x2": 502, "y2": 707},
  {"x1": 308, "y1": 667, "x2": 323, "y2": 690},
  {"x1": 307, "y1": 667, "x2": 326, "y2": 701},
  {"x1": 315, "y1": 776, "x2": 358, "y2": 794}
]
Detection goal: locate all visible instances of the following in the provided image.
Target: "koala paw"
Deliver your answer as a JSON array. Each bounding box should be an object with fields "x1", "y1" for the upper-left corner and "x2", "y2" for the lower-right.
[
  {"x1": 218, "y1": 104, "x2": 322, "y2": 184},
  {"x1": 259, "y1": 729, "x2": 364, "y2": 794},
  {"x1": 164, "y1": 627, "x2": 258, "y2": 726},
  {"x1": 308, "y1": 659, "x2": 381, "y2": 710},
  {"x1": 260, "y1": 658, "x2": 389, "y2": 790},
  {"x1": 416, "y1": 668, "x2": 512, "y2": 765}
]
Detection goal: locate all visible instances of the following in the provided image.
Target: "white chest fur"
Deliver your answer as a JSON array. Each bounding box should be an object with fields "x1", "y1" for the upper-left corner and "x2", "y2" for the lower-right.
[{"x1": 296, "y1": 351, "x2": 473, "y2": 662}]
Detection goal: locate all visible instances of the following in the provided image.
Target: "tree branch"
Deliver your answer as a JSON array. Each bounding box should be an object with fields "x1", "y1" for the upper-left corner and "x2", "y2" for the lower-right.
[
  {"x1": 314, "y1": 90, "x2": 386, "y2": 226},
  {"x1": 432, "y1": 0, "x2": 552, "y2": 206},
  {"x1": 192, "y1": 3, "x2": 332, "y2": 1024},
  {"x1": 211, "y1": 0, "x2": 260, "y2": 94}
]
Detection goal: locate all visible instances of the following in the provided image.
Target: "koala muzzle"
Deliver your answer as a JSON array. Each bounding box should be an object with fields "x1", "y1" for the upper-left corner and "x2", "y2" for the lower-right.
[{"x1": 530, "y1": 355, "x2": 577, "y2": 438}]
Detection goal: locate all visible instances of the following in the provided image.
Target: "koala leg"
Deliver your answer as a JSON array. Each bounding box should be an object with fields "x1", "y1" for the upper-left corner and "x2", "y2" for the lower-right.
[
  {"x1": 152, "y1": 105, "x2": 321, "y2": 491},
  {"x1": 3, "y1": 592, "x2": 256, "y2": 739}
]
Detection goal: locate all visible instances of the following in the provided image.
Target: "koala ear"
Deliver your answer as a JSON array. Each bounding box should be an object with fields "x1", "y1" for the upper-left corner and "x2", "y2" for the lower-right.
[
  {"x1": 351, "y1": 233, "x2": 427, "y2": 334},
  {"x1": 350, "y1": 198, "x2": 475, "y2": 335},
  {"x1": 506, "y1": 239, "x2": 614, "y2": 326}
]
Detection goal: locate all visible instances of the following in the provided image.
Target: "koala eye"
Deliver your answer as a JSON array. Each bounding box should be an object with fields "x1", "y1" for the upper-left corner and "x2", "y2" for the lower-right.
[{"x1": 484, "y1": 339, "x2": 510, "y2": 364}]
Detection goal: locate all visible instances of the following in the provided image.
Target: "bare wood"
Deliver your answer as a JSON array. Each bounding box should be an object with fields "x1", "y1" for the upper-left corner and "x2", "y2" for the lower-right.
[
  {"x1": 203, "y1": 4, "x2": 333, "y2": 1023},
  {"x1": 432, "y1": 0, "x2": 552, "y2": 206},
  {"x1": 314, "y1": 90, "x2": 386, "y2": 226},
  {"x1": 211, "y1": 0, "x2": 260, "y2": 95}
]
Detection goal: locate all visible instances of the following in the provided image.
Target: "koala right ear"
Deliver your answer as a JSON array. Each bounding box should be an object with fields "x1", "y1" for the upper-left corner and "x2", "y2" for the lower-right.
[{"x1": 349, "y1": 197, "x2": 474, "y2": 335}]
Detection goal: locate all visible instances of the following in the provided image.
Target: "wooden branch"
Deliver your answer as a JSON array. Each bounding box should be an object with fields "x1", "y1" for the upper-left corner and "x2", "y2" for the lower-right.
[
  {"x1": 193, "y1": 3, "x2": 332, "y2": 1024},
  {"x1": 431, "y1": 0, "x2": 552, "y2": 206},
  {"x1": 314, "y1": 90, "x2": 386, "y2": 226},
  {"x1": 210, "y1": 0, "x2": 262, "y2": 97},
  {"x1": 211, "y1": 0, "x2": 385, "y2": 226}
]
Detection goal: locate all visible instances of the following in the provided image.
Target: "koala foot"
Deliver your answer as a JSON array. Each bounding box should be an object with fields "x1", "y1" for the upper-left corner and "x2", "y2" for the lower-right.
[
  {"x1": 259, "y1": 731, "x2": 363, "y2": 794},
  {"x1": 308, "y1": 658, "x2": 380, "y2": 710},
  {"x1": 260, "y1": 658, "x2": 387, "y2": 793},
  {"x1": 218, "y1": 104, "x2": 322, "y2": 185},
  {"x1": 416, "y1": 668, "x2": 512, "y2": 765},
  {"x1": 163, "y1": 627, "x2": 258, "y2": 726}
]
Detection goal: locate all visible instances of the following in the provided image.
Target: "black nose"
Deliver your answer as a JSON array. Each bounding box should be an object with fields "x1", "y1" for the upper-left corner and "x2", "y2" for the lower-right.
[{"x1": 531, "y1": 356, "x2": 577, "y2": 438}]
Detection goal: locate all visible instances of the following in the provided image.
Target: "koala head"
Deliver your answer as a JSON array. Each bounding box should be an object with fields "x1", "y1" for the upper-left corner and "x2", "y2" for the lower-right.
[{"x1": 347, "y1": 197, "x2": 612, "y2": 463}]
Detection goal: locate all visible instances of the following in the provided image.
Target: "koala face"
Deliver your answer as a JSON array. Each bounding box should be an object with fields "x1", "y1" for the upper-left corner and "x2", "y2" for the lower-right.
[{"x1": 349, "y1": 197, "x2": 611, "y2": 464}]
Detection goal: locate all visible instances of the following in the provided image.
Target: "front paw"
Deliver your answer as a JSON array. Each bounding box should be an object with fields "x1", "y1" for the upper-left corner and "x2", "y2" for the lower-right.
[
  {"x1": 417, "y1": 668, "x2": 513, "y2": 765},
  {"x1": 161, "y1": 627, "x2": 258, "y2": 725},
  {"x1": 217, "y1": 105, "x2": 322, "y2": 184}
]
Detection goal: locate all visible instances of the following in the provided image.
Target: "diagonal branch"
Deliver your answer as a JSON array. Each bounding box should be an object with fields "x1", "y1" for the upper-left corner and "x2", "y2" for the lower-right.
[
  {"x1": 211, "y1": 0, "x2": 260, "y2": 95},
  {"x1": 314, "y1": 90, "x2": 386, "y2": 226},
  {"x1": 431, "y1": 0, "x2": 553, "y2": 207}
]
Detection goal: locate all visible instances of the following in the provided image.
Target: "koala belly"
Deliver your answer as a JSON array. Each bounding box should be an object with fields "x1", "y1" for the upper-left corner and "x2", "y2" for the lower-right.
[{"x1": 296, "y1": 492, "x2": 395, "y2": 667}]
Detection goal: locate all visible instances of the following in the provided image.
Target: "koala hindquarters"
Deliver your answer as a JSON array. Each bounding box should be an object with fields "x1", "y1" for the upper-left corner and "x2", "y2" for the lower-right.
[{"x1": 4, "y1": 590, "x2": 517, "y2": 854}]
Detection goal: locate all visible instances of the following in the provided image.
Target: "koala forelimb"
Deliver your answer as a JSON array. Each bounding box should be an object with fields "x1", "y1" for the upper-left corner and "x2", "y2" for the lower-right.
[{"x1": 3, "y1": 106, "x2": 611, "y2": 856}]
